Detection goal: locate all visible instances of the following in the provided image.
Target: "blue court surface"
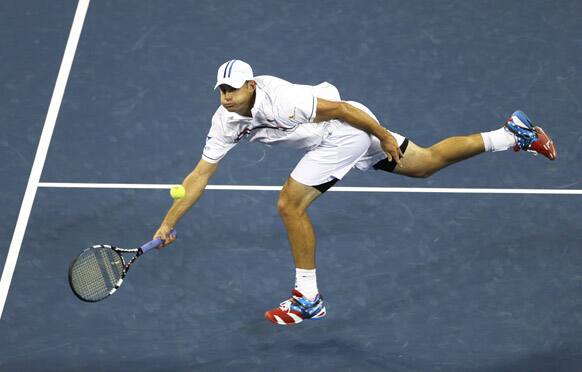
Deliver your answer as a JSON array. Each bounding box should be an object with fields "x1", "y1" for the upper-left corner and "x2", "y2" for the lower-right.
[{"x1": 1, "y1": 0, "x2": 581, "y2": 371}]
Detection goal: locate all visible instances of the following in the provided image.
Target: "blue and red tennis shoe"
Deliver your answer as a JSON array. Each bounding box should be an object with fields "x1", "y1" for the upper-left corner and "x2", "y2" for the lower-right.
[
  {"x1": 264, "y1": 289, "x2": 326, "y2": 325},
  {"x1": 505, "y1": 110, "x2": 557, "y2": 160}
]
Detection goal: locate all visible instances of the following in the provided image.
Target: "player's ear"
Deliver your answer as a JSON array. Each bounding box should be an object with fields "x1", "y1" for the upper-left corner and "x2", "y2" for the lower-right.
[{"x1": 246, "y1": 80, "x2": 256, "y2": 91}]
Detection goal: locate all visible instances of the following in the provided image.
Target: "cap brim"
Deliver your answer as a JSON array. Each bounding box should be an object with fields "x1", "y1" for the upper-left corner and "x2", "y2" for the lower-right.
[{"x1": 214, "y1": 77, "x2": 246, "y2": 90}]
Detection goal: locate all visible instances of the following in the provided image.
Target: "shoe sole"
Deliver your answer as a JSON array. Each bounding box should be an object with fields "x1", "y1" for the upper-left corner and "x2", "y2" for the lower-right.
[
  {"x1": 264, "y1": 308, "x2": 327, "y2": 325},
  {"x1": 264, "y1": 311, "x2": 303, "y2": 325}
]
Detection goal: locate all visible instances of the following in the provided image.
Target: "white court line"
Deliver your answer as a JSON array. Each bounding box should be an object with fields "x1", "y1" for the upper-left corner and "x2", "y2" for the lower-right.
[
  {"x1": 37, "y1": 182, "x2": 582, "y2": 195},
  {"x1": 0, "y1": 0, "x2": 90, "y2": 320}
]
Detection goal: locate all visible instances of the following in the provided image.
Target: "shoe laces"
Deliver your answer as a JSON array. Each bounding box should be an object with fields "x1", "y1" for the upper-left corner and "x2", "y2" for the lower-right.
[
  {"x1": 505, "y1": 120, "x2": 539, "y2": 150},
  {"x1": 278, "y1": 298, "x2": 293, "y2": 312}
]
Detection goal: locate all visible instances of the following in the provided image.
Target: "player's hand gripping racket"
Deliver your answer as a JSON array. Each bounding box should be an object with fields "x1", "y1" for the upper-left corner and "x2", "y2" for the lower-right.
[{"x1": 68, "y1": 230, "x2": 176, "y2": 302}]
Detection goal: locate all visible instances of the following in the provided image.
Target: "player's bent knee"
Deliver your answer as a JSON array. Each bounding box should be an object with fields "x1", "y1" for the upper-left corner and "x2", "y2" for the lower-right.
[
  {"x1": 418, "y1": 169, "x2": 436, "y2": 178},
  {"x1": 277, "y1": 194, "x2": 302, "y2": 218},
  {"x1": 402, "y1": 169, "x2": 434, "y2": 178},
  {"x1": 411, "y1": 165, "x2": 437, "y2": 178},
  {"x1": 421, "y1": 147, "x2": 447, "y2": 177},
  {"x1": 277, "y1": 177, "x2": 321, "y2": 218},
  {"x1": 394, "y1": 143, "x2": 439, "y2": 178},
  {"x1": 276, "y1": 196, "x2": 288, "y2": 216}
]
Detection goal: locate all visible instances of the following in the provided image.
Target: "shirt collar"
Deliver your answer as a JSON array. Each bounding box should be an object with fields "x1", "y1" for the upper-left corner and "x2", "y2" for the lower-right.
[
  {"x1": 251, "y1": 85, "x2": 265, "y2": 118},
  {"x1": 225, "y1": 110, "x2": 252, "y2": 123}
]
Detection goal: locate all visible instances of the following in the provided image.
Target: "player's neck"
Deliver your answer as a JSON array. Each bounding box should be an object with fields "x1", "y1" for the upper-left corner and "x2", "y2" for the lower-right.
[{"x1": 240, "y1": 91, "x2": 256, "y2": 117}]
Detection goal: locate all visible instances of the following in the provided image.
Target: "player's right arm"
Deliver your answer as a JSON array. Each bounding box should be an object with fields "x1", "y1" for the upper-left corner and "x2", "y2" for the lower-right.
[
  {"x1": 154, "y1": 158, "x2": 219, "y2": 246},
  {"x1": 315, "y1": 98, "x2": 402, "y2": 164}
]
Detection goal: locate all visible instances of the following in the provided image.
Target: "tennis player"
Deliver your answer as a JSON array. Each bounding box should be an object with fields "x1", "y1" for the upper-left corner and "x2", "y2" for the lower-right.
[{"x1": 154, "y1": 59, "x2": 556, "y2": 326}]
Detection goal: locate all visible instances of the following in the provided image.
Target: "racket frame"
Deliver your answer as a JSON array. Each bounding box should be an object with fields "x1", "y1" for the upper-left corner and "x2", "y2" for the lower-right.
[
  {"x1": 68, "y1": 231, "x2": 174, "y2": 302},
  {"x1": 68, "y1": 245, "x2": 144, "y2": 302}
]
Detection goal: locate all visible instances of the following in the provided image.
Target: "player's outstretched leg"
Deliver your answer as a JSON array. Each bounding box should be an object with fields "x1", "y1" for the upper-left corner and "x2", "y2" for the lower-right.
[
  {"x1": 265, "y1": 177, "x2": 327, "y2": 325},
  {"x1": 377, "y1": 110, "x2": 557, "y2": 178}
]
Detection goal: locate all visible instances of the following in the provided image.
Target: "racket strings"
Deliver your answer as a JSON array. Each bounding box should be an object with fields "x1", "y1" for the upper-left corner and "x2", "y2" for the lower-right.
[{"x1": 69, "y1": 247, "x2": 124, "y2": 301}]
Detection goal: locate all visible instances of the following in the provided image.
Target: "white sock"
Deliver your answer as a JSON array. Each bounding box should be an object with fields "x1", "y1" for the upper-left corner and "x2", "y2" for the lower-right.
[
  {"x1": 295, "y1": 268, "x2": 318, "y2": 300},
  {"x1": 481, "y1": 127, "x2": 517, "y2": 152}
]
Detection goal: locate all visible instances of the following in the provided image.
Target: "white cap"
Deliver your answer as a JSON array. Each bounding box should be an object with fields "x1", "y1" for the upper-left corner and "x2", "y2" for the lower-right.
[{"x1": 214, "y1": 59, "x2": 254, "y2": 89}]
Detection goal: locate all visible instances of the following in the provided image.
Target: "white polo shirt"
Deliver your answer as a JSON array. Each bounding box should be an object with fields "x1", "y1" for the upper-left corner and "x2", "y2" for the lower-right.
[{"x1": 202, "y1": 75, "x2": 341, "y2": 163}]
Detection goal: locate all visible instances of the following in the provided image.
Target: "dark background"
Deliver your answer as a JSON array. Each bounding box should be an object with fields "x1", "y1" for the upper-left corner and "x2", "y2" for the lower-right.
[{"x1": 1, "y1": 0, "x2": 581, "y2": 370}]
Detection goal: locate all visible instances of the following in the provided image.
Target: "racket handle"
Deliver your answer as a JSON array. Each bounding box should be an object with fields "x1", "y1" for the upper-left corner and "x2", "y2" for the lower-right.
[{"x1": 140, "y1": 230, "x2": 176, "y2": 254}]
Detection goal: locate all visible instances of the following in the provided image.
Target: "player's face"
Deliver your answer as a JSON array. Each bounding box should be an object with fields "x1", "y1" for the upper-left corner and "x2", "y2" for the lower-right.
[{"x1": 219, "y1": 81, "x2": 256, "y2": 116}]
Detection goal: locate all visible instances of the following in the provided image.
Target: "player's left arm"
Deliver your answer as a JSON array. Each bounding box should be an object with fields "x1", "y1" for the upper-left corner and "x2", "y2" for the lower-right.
[{"x1": 314, "y1": 98, "x2": 402, "y2": 163}]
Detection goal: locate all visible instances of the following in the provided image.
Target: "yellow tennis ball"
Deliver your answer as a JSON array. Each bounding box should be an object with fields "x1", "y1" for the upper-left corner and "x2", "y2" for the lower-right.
[{"x1": 170, "y1": 185, "x2": 186, "y2": 200}]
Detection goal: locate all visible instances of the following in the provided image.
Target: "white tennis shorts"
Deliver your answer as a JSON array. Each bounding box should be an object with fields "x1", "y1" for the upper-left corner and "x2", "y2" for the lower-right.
[{"x1": 290, "y1": 117, "x2": 406, "y2": 187}]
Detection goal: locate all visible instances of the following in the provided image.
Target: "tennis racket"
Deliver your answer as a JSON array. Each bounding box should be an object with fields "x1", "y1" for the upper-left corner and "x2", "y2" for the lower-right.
[{"x1": 68, "y1": 230, "x2": 176, "y2": 302}]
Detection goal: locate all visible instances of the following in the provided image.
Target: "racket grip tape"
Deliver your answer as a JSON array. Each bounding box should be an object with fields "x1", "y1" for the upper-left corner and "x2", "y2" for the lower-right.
[{"x1": 140, "y1": 230, "x2": 176, "y2": 254}]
